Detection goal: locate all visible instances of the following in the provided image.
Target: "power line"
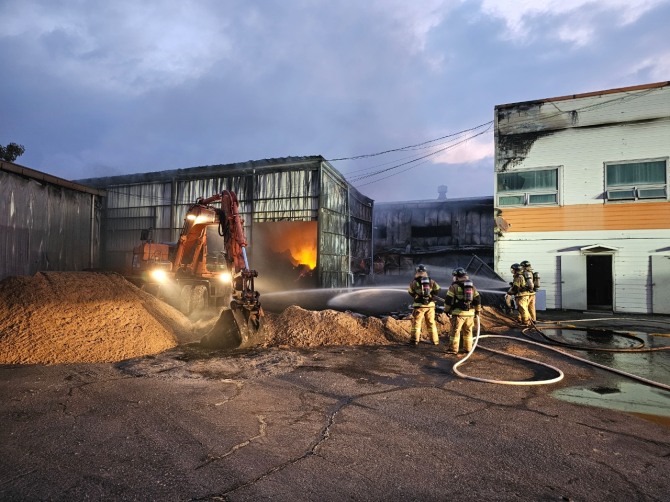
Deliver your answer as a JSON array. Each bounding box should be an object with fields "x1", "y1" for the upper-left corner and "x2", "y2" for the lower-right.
[
  {"x1": 326, "y1": 120, "x2": 494, "y2": 162},
  {"x1": 350, "y1": 124, "x2": 493, "y2": 186}
]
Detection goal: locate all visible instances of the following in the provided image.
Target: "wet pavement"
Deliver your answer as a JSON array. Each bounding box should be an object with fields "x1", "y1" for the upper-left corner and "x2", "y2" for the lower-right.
[{"x1": 1, "y1": 308, "x2": 670, "y2": 501}]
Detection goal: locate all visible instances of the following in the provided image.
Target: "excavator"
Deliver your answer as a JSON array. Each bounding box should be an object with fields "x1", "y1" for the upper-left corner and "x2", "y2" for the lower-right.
[{"x1": 130, "y1": 190, "x2": 264, "y2": 350}]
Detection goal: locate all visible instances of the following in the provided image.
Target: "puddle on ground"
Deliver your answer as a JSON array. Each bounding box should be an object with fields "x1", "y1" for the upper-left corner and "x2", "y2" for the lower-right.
[
  {"x1": 546, "y1": 327, "x2": 670, "y2": 425},
  {"x1": 553, "y1": 382, "x2": 670, "y2": 424}
]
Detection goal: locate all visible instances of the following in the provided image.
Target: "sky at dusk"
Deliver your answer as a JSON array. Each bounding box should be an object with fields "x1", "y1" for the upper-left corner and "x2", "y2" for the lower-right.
[{"x1": 1, "y1": 0, "x2": 669, "y2": 202}]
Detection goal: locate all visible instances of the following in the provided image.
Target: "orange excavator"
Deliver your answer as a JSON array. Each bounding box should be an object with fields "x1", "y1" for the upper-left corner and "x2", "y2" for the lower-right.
[{"x1": 130, "y1": 190, "x2": 264, "y2": 349}]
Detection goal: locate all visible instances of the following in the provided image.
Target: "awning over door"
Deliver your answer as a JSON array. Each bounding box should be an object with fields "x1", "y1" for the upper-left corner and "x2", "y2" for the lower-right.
[{"x1": 580, "y1": 244, "x2": 618, "y2": 254}]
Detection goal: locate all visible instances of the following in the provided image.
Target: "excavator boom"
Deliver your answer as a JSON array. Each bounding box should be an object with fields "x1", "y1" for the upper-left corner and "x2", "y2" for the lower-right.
[{"x1": 197, "y1": 190, "x2": 265, "y2": 350}]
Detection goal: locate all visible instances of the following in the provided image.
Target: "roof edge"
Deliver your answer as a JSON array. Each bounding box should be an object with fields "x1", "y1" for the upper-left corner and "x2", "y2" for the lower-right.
[{"x1": 495, "y1": 80, "x2": 670, "y2": 109}]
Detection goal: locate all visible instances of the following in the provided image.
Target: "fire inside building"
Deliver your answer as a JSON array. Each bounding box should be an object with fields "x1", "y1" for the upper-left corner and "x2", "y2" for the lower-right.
[
  {"x1": 74, "y1": 156, "x2": 373, "y2": 293},
  {"x1": 1, "y1": 155, "x2": 497, "y2": 294}
]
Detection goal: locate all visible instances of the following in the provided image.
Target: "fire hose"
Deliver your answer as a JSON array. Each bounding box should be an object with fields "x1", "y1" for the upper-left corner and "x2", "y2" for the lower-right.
[{"x1": 452, "y1": 317, "x2": 670, "y2": 391}]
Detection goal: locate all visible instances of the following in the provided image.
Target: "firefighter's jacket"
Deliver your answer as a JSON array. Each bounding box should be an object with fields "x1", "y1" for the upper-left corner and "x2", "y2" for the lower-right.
[
  {"x1": 408, "y1": 274, "x2": 441, "y2": 308},
  {"x1": 444, "y1": 281, "x2": 481, "y2": 317},
  {"x1": 508, "y1": 274, "x2": 533, "y2": 297}
]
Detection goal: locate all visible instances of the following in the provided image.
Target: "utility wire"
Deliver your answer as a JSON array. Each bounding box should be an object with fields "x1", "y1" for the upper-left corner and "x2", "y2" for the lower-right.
[
  {"x1": 350, "y1": 124, "x2": 493, "y2": 186},
  {"x1": 326, "y1": 121, "x2": 494, "y2": 162}
]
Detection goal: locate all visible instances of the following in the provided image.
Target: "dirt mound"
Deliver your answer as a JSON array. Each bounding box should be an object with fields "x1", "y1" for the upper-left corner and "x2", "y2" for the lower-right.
[
  {"x1": 263, "y1": 306, "x2": 395, "y2": 348},
  {"x1": 0, "y1": 272, "x2": 197, "y2": 365},
  {"x1": 0, "y1": 272, "x2": 512, "y2": 365}
]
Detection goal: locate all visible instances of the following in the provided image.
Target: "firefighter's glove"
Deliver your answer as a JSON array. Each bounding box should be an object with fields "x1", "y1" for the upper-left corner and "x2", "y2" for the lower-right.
[{"x1": 474, "y1": 311, "x2": 480, "y2": 318}]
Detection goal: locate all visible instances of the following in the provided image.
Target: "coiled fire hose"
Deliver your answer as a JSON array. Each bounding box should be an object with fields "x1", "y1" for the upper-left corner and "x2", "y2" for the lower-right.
[{"x1": 452, "y1": 316, "x2": 670, "y2": 391}]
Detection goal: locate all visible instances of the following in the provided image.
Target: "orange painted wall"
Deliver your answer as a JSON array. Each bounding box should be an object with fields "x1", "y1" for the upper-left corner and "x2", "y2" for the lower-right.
[{"x1": 500, "y1": 202, "x2": 670, "y2": 232}]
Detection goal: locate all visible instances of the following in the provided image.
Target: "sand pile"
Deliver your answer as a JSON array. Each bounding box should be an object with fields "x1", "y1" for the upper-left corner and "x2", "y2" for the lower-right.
[
  {"x1": 0, "y1": 272, "x2": 197, "y2": 365},
  {"x1": 0, "y1": 271, "x2": 512, "y2": 365}
]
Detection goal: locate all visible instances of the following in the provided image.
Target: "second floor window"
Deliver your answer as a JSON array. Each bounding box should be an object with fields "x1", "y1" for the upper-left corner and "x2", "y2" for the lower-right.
[
  {"x1": 497, "y1": 168, "x2": 559, "y2": 207},
  {"x1": 606, "y1": 159, "x2": 668, "y2": 201}
]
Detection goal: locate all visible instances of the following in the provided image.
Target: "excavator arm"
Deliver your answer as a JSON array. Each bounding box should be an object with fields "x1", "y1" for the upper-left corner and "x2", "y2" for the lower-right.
[{"x1": 196, "y1": 190, "x2": 265, "y2": 350}]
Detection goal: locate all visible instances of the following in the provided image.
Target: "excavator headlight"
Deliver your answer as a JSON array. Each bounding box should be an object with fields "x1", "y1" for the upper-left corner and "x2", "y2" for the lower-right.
[
  {"x1": 217, "y1": 271, "x2": 232, "y2": 284},
  {"x1": 150, "y1": 269, "x2": 169, "y2": 282}
]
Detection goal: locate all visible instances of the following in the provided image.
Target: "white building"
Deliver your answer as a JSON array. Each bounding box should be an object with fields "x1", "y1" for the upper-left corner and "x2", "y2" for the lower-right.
[{"x1": 493, "y1": 81, "x2": 670, "y2": 314}]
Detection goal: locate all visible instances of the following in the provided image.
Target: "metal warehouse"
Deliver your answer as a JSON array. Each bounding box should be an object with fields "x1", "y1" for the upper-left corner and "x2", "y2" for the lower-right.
[
  {"x1": 494, "y1": 81, "x2": 670, "y2": 314},
  {"x1": 372, "y1": 192, "x2": 494, "y2": 285},
  {"x1": 77, "y1": 155, "x2": 373, "y2": 290},
  {"x1": 0, "y1": 161, "x2": 104, "y2": 281}
]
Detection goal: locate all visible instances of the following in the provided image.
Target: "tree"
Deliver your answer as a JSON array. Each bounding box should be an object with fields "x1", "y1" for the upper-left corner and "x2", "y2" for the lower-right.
[{"x1": 0, "y1": 142, "x2": 26, "y2": 162}]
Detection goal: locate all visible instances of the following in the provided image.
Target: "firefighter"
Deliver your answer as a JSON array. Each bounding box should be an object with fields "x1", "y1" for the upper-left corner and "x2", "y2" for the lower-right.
[
  {"x1": 407, "y1": 264, "x2": 442, "y2": 345},
  {"x1": 444, "y1": 268, "x2": 481, "y2": 355},
  {"x1": 520, "y1": 260, "x2": 538, "y2": 323},
  {"x1": 508, "y1": 263, "x2": 532, "y2": 325}
]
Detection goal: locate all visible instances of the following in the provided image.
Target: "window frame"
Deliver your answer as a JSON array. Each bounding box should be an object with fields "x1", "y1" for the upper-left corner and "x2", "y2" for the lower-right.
[
  {"x1": 604, "y1": 157, "x2": 669, "y2": 203},
  {"x1": 496, "y1": 166, "x2": 561, "y2": 208}
]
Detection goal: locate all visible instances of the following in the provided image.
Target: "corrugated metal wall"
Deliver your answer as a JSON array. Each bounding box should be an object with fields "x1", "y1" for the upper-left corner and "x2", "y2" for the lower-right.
[
  {"x1": 0, "y1": 163, "x2": 103, "y2": 281},
  {"x1": 372, "y1": 197, "x2": 494, "y2": 282},
  {"x1": 79, "y1": 156, "x2": 373, "y2": 289}
]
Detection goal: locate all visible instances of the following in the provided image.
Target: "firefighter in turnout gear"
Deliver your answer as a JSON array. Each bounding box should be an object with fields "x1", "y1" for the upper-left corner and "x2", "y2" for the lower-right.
[
  {"x1": 508, "y1": 263, "x2": 532, "y2": 325},
  {"x1": 407, "y1": 264, "x2": 442, "y2": 345},
  {"x1": 520, "y1": 260, "x2": 539, "y2": 323},
  {"x1": 444, "y1": 268, "x2": 481, "y2": 354}
]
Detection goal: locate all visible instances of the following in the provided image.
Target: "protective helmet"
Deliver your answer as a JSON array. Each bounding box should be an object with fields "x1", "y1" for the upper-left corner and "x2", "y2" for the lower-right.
[
  {"x1": 510, "y1": 263, "x2": 522, "y2": 272},
  {"x1": 520, "y1": 260, "x2": 531, "y2": 268},
  {"x1": 452, "y1": 267, "x2": 467, "y2": 278},
  {"x1": 416, "y1": 264, "x2": 427, "y2": 273}
]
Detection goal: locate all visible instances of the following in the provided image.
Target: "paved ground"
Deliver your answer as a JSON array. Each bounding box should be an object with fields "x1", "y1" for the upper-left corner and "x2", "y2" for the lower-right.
[{"x1": 1, "y1": 310, "x2": 669, "y2": 501}]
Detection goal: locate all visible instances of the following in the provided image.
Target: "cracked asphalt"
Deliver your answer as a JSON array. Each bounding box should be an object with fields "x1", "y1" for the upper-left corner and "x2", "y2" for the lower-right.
[{"x1": 2, "y1": 315, "x2": 670, "y2": 501}]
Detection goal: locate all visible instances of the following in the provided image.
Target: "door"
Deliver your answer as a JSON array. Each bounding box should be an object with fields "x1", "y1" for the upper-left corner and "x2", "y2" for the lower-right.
[
  {"x1": 560, "y1": 255, "x2": 587, "y2": 310},
  {"x1": 586, "y1": 255, "x2": 612, "y2": 310},
  {"x1": 652, "y1": 255, "x2": 670, "y2": 314}
]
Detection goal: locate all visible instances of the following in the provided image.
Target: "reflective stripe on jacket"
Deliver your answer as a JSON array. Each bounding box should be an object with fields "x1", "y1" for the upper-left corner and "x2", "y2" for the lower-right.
[
  {"x1": 408, "y1": 277, "x2": 441, "y2": 308},
  {"x1": 444, "y1": 282, "x2": 481, "y2": 316}
]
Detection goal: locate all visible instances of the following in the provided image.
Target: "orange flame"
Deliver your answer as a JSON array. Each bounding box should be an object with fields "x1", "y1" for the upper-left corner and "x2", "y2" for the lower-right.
[{"x1": 263, "y1": 221, "x2": 318, "y2": 269}]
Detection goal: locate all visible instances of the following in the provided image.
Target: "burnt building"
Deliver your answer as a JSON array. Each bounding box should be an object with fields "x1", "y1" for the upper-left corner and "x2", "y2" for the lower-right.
[
  {"x1": 372, "y1": 191, "x2": 494, "y2": 285},
  {"x1": 77, "y1": 156, "x2": 373, "y2": 290}
]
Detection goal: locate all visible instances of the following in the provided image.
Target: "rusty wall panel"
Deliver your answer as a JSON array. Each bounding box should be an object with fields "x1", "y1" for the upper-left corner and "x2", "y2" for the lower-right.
[{"x1": 0, "y1": 171, "x2": 102, "y2": 280}]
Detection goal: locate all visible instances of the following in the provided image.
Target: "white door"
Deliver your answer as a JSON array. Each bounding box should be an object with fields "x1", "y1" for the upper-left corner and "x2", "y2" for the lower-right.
[
  {"x1": 560, "y1": 255, "x2": 587, "y2": 310},
  {"x1": 651, "y1": 255, "x2": 670, "y2": 314}
]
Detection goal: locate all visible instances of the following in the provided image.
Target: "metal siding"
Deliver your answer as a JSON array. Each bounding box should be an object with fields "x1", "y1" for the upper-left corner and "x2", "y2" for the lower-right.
[
  {"x1": 83, "y1": 157, "x2": 369, "y2": 289},
  {"x1": 495, "y1": 229, "x2": 670, "y2": 313},
  {"x1": 0, "y1": 171, "x2": 102, "y2": 280},
  {"x1": 494, "y1": 83, "x2": 670, "y2": 313},
  {"x1": 319, "y1": 167, "x2": 349, "y2": 287}
]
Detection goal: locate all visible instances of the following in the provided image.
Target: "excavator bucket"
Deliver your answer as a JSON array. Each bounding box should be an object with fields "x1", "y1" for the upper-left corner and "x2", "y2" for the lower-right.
[{"x1": 200, "y1": 305, "x2": 265, "y2": 350}]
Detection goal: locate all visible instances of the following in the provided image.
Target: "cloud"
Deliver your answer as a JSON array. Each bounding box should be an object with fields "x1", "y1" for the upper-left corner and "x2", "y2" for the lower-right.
[
  {"x1": 479, "y1": 0, "x2": 667, "y2": 45},
  {"x1": 1, "y1": 0, "x2": 668, "y2": 204},
  {"x1": 1, "y1": 1, "x2": 234, "y2": 94},
  {"x1": 432, "y1": 133, "x2": 494, "y2": 165}
]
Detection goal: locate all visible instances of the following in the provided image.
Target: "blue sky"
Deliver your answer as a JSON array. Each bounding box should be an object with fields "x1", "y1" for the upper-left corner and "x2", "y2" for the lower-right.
[{"x1": 1, "y1": 0, "x2": 668, "y2": 202}]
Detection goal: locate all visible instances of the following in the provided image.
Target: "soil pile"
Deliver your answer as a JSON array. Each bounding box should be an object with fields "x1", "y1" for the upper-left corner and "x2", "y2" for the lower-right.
[
  {"x1": 0, "y1": 272, "x2": 197, "y2": 365},
  {"x1": 1, "y1": 272, "x2": 513, "y2": 365}
]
